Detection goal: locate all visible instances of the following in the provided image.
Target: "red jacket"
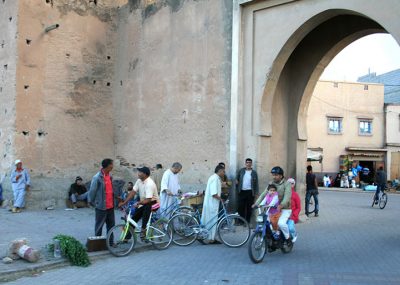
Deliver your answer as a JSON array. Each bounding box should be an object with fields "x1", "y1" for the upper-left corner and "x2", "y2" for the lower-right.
[{"x1": 290, "y1": 188, "x2": 301, "y2": 223}]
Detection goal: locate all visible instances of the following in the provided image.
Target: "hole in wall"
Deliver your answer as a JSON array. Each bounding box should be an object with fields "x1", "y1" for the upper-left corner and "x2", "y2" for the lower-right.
[
  {"x1": 106, "y1": 82, "x2": 110, "y2": 86},
  {"x1": 107, "y1": 56, "x2": 111, "y2": 60},
  {"x1": 22, "y1": 131, "x2": 29, "y2": 136},
  {"x1": 26, "y1": 39, "x2": 31, "y2": 45},
  {"x1": 120, "y1": 80, "x2": 123, "y2": 86},
  {"x1": 4, "y1": 64, "x2": 7, "y2": 70},
  {"x1": 66, "y1": 53, "x2": 70, "y2": 58},
  {"x1": 9, "y1": 17, "x2": 12, "y2": 22},
  {"x1": 37, "y1": 130, "x2": 47, "y2": 137},
  {"x1": 24, "y1": 85, "x2": 29, "y2": 90},
  {"x1": 93, "y1": 80, "x2": 96, "y2": 85}
]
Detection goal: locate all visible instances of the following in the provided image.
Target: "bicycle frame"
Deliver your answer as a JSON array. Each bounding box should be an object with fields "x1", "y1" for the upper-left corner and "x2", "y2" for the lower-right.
[
  {"x1": 120, "y1": 207, "x2": 165, "y2": 241},
  {"x1": 192, "y1": 201, "x2": 231, "y2": 233}
]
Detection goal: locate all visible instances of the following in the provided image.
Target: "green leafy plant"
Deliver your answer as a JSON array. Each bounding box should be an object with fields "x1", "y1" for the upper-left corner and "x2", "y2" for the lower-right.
[{"x1": 50, "y1": 234, "x2": 90, "y2": 267}]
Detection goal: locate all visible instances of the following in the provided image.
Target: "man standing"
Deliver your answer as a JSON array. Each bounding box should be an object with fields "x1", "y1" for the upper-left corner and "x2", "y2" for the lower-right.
[
  {"x1": 88, "y1": 159, "x2": 120, "y2": 237},
  {"x1": 68, "y1": 176, "x2": 88, "y2": 209},
  {"x1": 160, "y1": 162, "x2": 182, "y2": 217},
  {"x1": 236, "y1": 158, "x2": 259, "y2": 223},
  {"x1": 0, "y1": 172, "x2": 5, "y2": 207},
  {"x1": 119, "y1": 167, "x2": 159, "y2": 239},
  {"x1": 374, "y1": 166, "x2": 387, "y2": 204},
  {"x1": 201, "y1": 165, "x2": 225, "y2": 243},
  {"x1": 306, "y1": 165, "x2": 319, "y2": 217},
  {"x1": 10, "y1": 160, "x2": 30, "y2": 213},
  {"x1": 152, "y1": 164, "x2": 163, "y2": 192}
]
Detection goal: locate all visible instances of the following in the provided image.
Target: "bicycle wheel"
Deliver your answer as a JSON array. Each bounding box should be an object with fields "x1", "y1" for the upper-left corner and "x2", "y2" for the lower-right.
[
  {"x1": 248, "y1": 232, "x2": 266, "y2": 263},
  {"x1": 379, "y1": 193, "x2": 387, "y2": 209},
  {"x1": 218, "y1": 215, "x2": 250, "y2": 247},
  {"x1": 149, "y1": 218, "x2": 172, "y2": 250},
  {"x1": 168, "y1": 213, "x2": 199, "y2": 246},
  {"x1": 307, "y1": 195, "x2": 315, "y2": 214},
  {"x1": 106, "y1": 223, "x2": 136, "y2": 257}
]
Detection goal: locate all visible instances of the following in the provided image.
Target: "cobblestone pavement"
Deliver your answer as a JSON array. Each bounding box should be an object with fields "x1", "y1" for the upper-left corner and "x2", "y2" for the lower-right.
[{"x1": 3, "y1": 190, "x2": 400, "y2": 285}]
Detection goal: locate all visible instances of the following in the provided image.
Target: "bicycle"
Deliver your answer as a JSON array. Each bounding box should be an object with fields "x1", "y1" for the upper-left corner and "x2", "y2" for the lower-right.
[
  {"x1": 371, "y1": 187, "x2": 387, "y2": 209},
  {"x1": 106, "y1": 203, "x2": 172, "y2": 257},
  {"x1": 168, "y1": 200, "x2": 250, "y2": 247}
]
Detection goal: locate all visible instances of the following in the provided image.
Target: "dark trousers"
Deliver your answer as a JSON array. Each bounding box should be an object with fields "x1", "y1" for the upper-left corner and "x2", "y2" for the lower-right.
[
  {"x1": 132, "y1": 203, "x2": 152, "y2": 230},
  {"x1": 238, "y1": 190, "x2": 254, "y2": 223},
  {"x1": 0, "y1": 184, "x2": 3, "y2": 201},
  {"x1": 95, "y1": 208, "x2": 115, "y2": 236},
  {"x1": 305, "y1": 191, "x2": 319, "y2": 215}
]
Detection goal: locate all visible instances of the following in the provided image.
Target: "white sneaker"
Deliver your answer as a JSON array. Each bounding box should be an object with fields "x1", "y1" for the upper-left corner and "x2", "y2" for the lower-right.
[{"x1": 292, "y1": 234, "x2": 297, "y2": 243}]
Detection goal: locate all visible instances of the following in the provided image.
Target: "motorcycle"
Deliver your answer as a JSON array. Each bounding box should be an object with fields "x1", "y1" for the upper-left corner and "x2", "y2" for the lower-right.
[{"x1": 248, "y1": 206, "x2": 295, "y2": 263}]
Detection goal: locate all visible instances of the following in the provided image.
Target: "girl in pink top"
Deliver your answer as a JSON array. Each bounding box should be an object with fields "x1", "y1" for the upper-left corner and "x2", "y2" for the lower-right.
[{"x1": 260, "y1": 184, "x2": 281, "y2": 233}]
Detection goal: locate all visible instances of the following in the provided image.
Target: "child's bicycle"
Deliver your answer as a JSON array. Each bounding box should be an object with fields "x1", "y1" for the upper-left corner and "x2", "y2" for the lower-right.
[{"x1": 106, "y1": 203, "x2": 172, "y2": 257}]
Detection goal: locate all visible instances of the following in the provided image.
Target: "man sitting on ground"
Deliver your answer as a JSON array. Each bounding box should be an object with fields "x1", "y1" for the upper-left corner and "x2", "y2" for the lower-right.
[{"x1": 69, "y1": 176, "x2": 89, "y2": 209}]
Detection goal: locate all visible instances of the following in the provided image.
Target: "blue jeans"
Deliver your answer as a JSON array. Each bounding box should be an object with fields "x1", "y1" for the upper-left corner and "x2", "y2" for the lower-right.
[
  {"x1": 374, "y1": 184, "x2": 385, "y2": 201},
  {"x1": 305, "y1": 190, "x2": 319, "y2": 215},
  {"x1": 0, "y1": 184, "x2": 3, "y2": 201}
]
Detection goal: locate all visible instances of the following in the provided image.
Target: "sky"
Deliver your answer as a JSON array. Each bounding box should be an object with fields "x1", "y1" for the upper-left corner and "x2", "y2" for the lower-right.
[{"x1": 319, "y1": 34, "x2": 400, "y2": 82}]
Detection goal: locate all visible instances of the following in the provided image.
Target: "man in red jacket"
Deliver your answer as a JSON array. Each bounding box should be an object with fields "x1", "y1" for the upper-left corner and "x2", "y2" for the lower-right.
[{"x1": 287, "y1": 178, "x2": 300, "y2": 223}]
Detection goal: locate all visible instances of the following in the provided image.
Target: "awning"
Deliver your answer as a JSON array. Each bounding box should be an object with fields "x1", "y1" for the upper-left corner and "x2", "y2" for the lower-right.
[
  {"x1": 307, "y1": 149, "x2": 323, "y2": 162},
  {"x1": 346, "y1": 147, "x2": 387, "y2": 152}
]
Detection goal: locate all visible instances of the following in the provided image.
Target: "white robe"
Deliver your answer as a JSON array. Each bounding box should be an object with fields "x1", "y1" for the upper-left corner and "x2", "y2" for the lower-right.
[
  {"x1": 201, "y1": 173, "x2": 221, "y2": 240},
  {"x1": 160, "y1": 169, "x2": 181, "y2": 217}
]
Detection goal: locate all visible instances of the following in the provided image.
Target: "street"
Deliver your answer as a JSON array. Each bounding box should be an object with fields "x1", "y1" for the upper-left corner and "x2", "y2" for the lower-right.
[{"x1": 5, "y1": 190, "x2": 400, "y2": 285}]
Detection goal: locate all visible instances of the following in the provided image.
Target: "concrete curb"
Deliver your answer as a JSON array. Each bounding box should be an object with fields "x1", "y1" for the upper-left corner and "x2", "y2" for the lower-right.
[{"x1": 0, "y1": 242, "x2": 154, "y2": 283}]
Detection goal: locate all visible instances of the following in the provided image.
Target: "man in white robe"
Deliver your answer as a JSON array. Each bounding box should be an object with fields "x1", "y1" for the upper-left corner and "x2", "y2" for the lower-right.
[
  {"x1": 201, "y1": 165, "x2": 225, "y2": 243},
  {"x1": 160, "y1": 162, "x2": 182, "y2": 217}
]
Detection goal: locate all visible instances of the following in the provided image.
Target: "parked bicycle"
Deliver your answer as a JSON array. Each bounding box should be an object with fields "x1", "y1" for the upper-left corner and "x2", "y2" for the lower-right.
[
  {"x1": 371, "y1": 187, "x2": 387, "y2": 209},
  {"x1": 248, "y1": 206, "x2": 294, "y2": 264},
  {"x1": 168, "y1": 200, "x2": 250, "y2": 247},
  {"x1": 106, "y1": 203, "x2": 172, "y2": 257}
]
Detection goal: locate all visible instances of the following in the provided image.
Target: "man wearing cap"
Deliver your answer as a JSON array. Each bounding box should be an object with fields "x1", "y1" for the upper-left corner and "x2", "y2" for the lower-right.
[
  {"x1": 10, "y1": 160, "x2": 31, "y2": 213},
  {"x1": 88, "y1": 159, "x2": 121, "y2": 237},
  {"x1": 68, "y1": 176, "x2": 89, "y2": 209},
  {"x1": 119, "y1": 167, "x2": 159, "y2": 239}
]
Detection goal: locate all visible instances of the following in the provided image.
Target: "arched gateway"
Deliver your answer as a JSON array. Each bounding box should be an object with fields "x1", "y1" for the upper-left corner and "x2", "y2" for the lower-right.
[{"x1": 229, "y1": 0, "x2": 400, "y2": 195}]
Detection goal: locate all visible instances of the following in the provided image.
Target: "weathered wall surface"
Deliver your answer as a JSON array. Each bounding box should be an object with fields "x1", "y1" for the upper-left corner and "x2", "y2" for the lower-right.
[
  {"x1": 113, "y1": 0, "x2": 233, "y2": 190},
  {"x1": 9, "y1": 0, "x2": 124, "y2": 208},
  {"x1": 385, "y1": 104, "x2": 400, "y2": 180},
  {"x1": 0, "y1": 0, "x2": 18, "y2": 196},
  {"x1": 307, "y1": 81, "x2": 385, "y2": 173}
]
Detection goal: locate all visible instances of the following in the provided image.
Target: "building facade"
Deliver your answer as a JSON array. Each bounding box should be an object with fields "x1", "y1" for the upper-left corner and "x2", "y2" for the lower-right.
[{"x1": 307, "y1": 81, "x2": 386, "y2": 181}]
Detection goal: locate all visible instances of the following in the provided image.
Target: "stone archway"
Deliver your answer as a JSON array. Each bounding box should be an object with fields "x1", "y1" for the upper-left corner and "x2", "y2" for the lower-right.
[{"x1": 230, "y1": 0, "x2": 400, "y2": 196}]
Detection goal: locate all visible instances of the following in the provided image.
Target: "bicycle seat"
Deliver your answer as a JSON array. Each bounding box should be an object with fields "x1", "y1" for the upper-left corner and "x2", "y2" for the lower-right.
[{"x1": 151, "y1": 203, "x2": 160, "y2": 212}]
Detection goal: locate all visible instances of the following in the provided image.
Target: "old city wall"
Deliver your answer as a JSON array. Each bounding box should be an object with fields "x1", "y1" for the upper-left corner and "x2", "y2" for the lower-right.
[
  {"x1": 0, "y1": 0, "x2": 19, "y2": 195},
  {"x1": 113, "y1": 0, "x2": 233, "y2": 191},
  {"x1": 2, "y1": 0, "x2": 125, "y2": 208}
]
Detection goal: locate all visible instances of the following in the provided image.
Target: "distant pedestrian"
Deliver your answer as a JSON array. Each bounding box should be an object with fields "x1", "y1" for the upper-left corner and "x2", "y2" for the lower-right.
[
  {"x1": 236, "y1": 158, "x2": 259, "y2": 223},
  {"x1": 201, "y1": 165, "x2": 225, "y2": 243},
  {"x1": 88, "y1": 159, "x2": 121, "y2": 237},
  {"x1": 0, "y1": 172, "x2": 5, "y2": 207},
  {"x1": 305, "y1": 165, "x2": 319, "y2": 217},
  {"x1": 374, "y1": 166, "x2": 387, "y2": 204},
  {"x1": 10, "y1": 160, "x2": 30, "y2": 213},
  {"x1": 152, "y1": 164, "x2": 163, "y2": 193},
  {"x1": 323, "y1": 174, "x2": 331, "y2": 187}
]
